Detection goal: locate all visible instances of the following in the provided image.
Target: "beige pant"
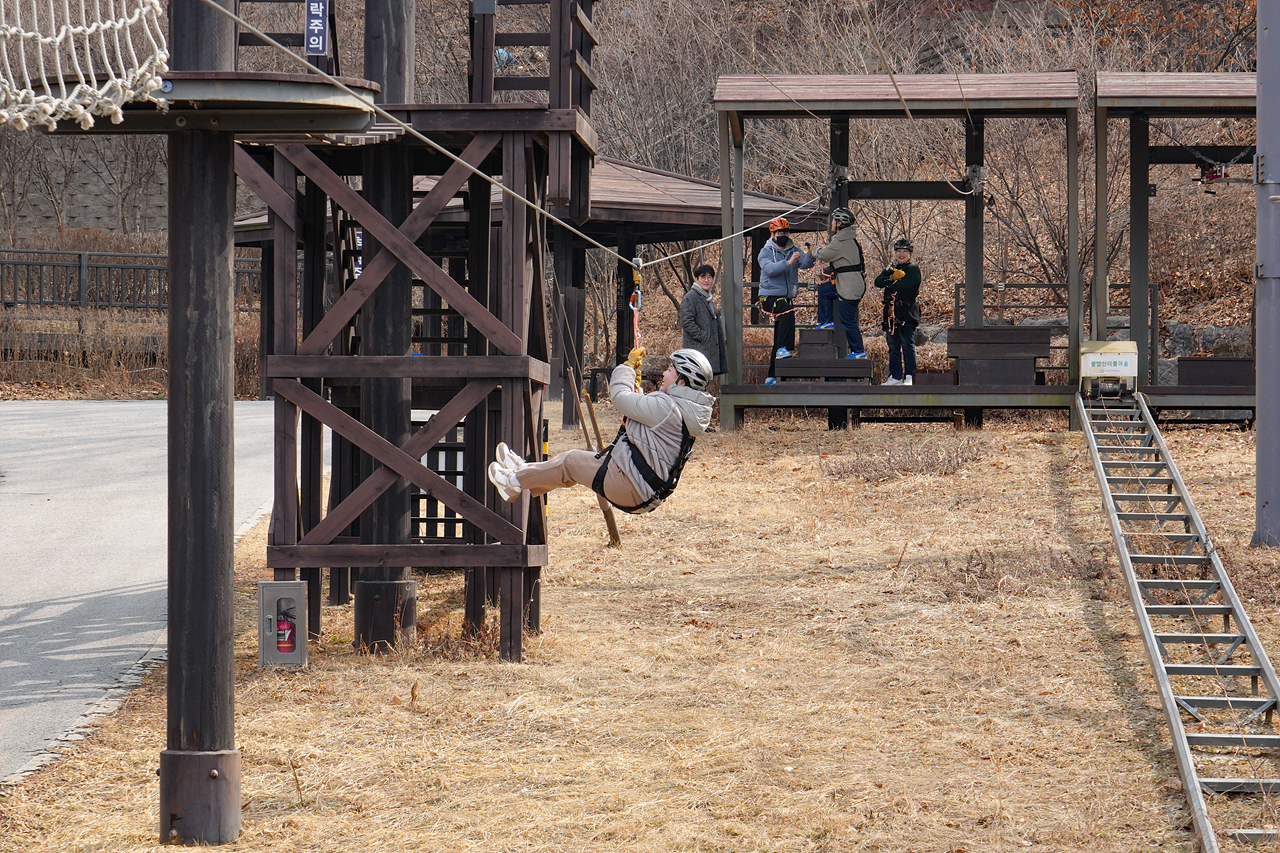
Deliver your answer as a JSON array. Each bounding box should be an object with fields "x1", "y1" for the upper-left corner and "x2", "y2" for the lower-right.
[{"x1": 515, "y1": 449, "x2": 646, "y2": 509}]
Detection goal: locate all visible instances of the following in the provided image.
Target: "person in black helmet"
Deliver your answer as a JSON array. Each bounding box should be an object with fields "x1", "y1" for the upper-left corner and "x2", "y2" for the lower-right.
[
  {"x1": 874, "y1": 237, "x2": 922, "y2": 385},
  {"x1": 487, "y1": 348, "x2": 715, "y2": 514}
]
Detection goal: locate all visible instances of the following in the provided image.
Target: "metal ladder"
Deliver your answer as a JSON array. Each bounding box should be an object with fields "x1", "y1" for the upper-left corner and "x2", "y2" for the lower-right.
[{"x1": 1078, "y1": 393, "x2": 1280, "y2": 851}]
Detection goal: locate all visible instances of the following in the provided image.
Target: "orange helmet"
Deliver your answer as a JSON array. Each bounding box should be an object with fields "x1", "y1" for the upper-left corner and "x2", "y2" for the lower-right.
[{"x1": 768, "y1": 217, "x2": 790, "y2": 233}]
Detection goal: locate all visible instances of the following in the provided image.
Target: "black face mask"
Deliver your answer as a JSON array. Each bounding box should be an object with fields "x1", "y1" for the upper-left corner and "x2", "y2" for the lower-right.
[{"x1": 774, "y1": 235, "x2": 791, "y2": 248}]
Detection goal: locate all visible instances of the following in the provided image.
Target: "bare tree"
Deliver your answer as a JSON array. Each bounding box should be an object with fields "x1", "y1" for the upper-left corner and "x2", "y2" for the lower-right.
[
  {"x1": 0, "y1": 129, "x2": 39, "y2": 245},
  {"x1": 83, "y1": 136, "x2": 168, "y2": 234},
  {"x1": 30, "y1": 134, "x2": 86, "y2": 232}
]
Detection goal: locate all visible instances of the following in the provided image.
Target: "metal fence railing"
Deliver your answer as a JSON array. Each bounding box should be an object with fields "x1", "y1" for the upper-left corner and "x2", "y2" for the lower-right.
[{"x1": 0, "y1": 249, "x2": 262, "y2": 313}]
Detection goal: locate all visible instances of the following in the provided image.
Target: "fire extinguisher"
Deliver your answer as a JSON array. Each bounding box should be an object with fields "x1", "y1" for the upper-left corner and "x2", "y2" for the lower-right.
[{"x1": 276, "y1": 606, "x2": 296, "y2": 653}]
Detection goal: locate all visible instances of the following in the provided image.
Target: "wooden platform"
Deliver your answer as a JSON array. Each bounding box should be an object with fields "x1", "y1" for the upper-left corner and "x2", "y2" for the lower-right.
[
  {"x1": 715, "y1": 72, "x2": 1079, "y2": 118},
  {"x1": 721, "y1": 383, "x2": 1076, "y2": 419}
]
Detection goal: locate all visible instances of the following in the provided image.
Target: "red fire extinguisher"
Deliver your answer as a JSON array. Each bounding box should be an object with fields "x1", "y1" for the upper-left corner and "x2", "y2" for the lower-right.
[{"x1": 276, "y1": 605, "x2": 296, "y2": 653}]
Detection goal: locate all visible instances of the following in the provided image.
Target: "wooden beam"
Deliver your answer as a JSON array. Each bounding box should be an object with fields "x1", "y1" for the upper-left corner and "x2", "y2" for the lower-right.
[
  {"x1": 300, "y1": 379, "x2": 497, "y2": 546},
  {"x1": 846, "y1": 180, "x2": 971, "y2": 200},
  {"x1": 280, "y1": 140, "x2": 522, "y2": 356},
  {"x1": 268, "y1": 543, "x2": 549, "y2": 567},
  {"x1": 495, "y1": 32, "x2": 551, "y2": 46},
  {"x1": 293, "y1": 134, "x2": 500, "y2": 354},
  {"x1": 571, "y1": 2, "x2": 600, "y2": 46},
  {"x1": 571, "y1": 50, "x2": 597, "y2": 92},
  {"x1": 272, "y1": 378, "x2": 523, "y2": 543},
  {"x1": 494, "y1": 76, "x2": 550, "y2": 91},
  {"x1": 234, "y1": 145, "x2": 297, "y2": 231},
  {"x1": 268, "y1": 354, "x2": 550, "y2": 383}
]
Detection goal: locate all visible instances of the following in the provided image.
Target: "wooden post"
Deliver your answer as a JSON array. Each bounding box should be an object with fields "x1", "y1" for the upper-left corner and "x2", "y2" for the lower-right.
[
  {"x1": 355, "y1": 142, "x2": 416, "y2": 652},
  {"x1": 354, "y1": 0, "x2": 417, "y2": 651},
  {"x1": 964, "y1": 116, "x2": 985, "y2": 328},
  {"x1": 161, "y1": 0, "x2": 241, "y2": 842},
  {"x1": 300, "y1": 177, "x2": 326, "y2": 637},
  {"x1": 463, "y1": 170, "x2": 492, "y2": 636}
]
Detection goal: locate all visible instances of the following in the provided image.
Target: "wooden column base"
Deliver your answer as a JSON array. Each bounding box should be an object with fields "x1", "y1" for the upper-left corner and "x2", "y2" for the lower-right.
[
  {"x1": 353, "y1": 580, "x2": 417, "y2": 652},
  {"x1": 159, "y1": 749, "x2": 241, "y2": 844}
]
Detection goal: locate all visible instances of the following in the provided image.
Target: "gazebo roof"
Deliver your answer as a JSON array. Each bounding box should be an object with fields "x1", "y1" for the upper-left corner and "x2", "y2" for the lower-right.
[
  {"x1": 714, "y1": 71, "x2": 1078, "y2": 120},
  {"x1": 1095, "y1": 72, "x2": 1256, "y2": 116}
]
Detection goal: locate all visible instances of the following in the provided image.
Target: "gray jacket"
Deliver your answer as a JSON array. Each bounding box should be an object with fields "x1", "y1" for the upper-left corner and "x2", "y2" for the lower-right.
[
  {"x1": 757, "y1": 238, "x2": 814, "y2": 299},
  {"x1": 813, "y1": 227, "x2": 866, "y2": 301},
  {"x1": 679, "y1": 285, "x2": 727, "y2": 375},
  {"x1": 607, "y1": 363, "x2": 714, "y2": 511}
]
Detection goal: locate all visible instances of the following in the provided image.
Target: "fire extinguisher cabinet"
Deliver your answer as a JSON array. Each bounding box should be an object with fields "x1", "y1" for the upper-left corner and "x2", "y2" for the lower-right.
[{"x1": 258, "y1": 581, "x2": 308, "y2": 667}]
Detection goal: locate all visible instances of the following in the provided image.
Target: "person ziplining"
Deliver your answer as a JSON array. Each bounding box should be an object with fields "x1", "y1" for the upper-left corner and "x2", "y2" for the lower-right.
[{"x1": 488, "y1": 348, "x2": 715, "y2": 513}]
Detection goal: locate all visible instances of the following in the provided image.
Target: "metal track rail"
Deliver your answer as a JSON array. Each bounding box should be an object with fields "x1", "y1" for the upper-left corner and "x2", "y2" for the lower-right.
[{"x1": 1077, "y1": 393, "x2": 1280, "y2": 851}]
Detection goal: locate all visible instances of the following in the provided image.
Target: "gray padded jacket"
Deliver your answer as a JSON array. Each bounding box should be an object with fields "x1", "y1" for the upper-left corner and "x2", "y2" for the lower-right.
[
  {"x1": 813, "y1": 227, "x2": 867, "y2": 301},
  {"x1": 606, "y1": 362, "x2": 714, "y2": 511}
]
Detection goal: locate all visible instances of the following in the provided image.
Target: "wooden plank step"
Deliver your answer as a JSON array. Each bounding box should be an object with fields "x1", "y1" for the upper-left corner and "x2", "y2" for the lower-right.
[
  {"x1": 1176, "y1": 695, "x2": 1273, "y2": 709},
  {"x1": 1111, "y1": 493, "x2": 1185, "y2": 503},
  {"x1": 1145, "y1": 604, "x2": 1233, "y2": 616},
  {"x1": 1141, "y1": 580, "x2": 1217, "y2": 591},
  {"x1": 1130, "y1": 532, "x2": 1202, "y2": 543},
  {"x1": 1156, "y1": 633, "x2": 1243, "y2": 644},
  {"x1": 1116, "y1": 512, "x2": 1190, "y2": 522},
  {"x1": 1164, "y1": 664, "x2": 1260, "y2": 676},
  {"x1": 1103, "y1": 459, "x2": 1165, "y2": 470},
  {"x1": 1200, "y1": 778, "x2": 1280, "y2": 794},
  {"x1": 1186, "y1": 733, "x2": 1280, "y2": 748},
  {"x1": 1129, "y1": 554, "x2": 1208, "y2": 565},
  {"x1": 1228, "y1": 828, "x2": 1278, "y2": 843}
]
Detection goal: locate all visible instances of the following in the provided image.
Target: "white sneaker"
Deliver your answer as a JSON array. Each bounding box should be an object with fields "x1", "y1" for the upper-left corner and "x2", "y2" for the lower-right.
[
  {"x1": 487, "y1": 461, "x2": 521, "y2": 503},
  {"x1": 496, "y1": 441, "x2": 525, "y2": 470},
  {"x1": 882, "y1": 376, "x2": 902, "y2": 386},
  {"x1": 903, "y1": 375, "x2": 913, "y2": 386}
]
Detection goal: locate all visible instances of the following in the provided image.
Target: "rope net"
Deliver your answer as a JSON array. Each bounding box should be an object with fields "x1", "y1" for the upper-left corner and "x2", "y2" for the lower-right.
[{"x1": 0, "y1": 0, "x2": 168, "y2": 131}]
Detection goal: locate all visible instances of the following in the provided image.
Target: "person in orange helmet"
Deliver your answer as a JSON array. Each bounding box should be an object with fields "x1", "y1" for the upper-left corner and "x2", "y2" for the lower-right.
[{"x1": 757, "y1": 217, "x2": 813, "y2": 385}]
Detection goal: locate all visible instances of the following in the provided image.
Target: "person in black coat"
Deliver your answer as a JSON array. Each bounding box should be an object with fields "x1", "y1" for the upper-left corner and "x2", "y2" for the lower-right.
[{"x1": 679, "y1": 263, "x2": 727, "y2": 377}]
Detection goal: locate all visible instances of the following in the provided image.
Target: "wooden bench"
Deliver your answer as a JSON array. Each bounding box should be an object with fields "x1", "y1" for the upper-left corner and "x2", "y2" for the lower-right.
[
  {"x1": 719, "y1": 383, "x2": 1076, "y2": 429},
  {"x1": 946, "y1": 326, "x2": 1052, "y2": 386},
  {"x1": 1177, "y1": 356, "x2": 1254, "y2": 386},
  {"x1": 1144, "y1": 357, "x2": 1256, "y2": 427}
]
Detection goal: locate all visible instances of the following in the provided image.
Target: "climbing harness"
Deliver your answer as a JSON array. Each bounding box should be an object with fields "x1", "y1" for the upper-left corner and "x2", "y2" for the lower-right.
[
  {"x1": 757, "y1": 293, "x2": 797, "y2": 320},
  {"x1": 590, "y1": 419, "x2": 696, "y2": 515}
]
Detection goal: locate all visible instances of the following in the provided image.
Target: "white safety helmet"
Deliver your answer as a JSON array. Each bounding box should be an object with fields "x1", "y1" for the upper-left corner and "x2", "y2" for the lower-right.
[{"x1": 669, "y1": 349, "x2": 714, "y2": 391}]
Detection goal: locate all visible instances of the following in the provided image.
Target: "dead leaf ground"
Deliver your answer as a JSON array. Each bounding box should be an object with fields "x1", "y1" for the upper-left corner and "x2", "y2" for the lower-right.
[{"x1": 2, "y1": 404, "x2": 1278, "y2": 853}]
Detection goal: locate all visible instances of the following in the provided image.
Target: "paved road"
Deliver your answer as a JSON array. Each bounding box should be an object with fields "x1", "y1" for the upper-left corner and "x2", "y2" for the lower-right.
[{"x1": 0, "y1": 400, "x2": 276, "y2": 781}]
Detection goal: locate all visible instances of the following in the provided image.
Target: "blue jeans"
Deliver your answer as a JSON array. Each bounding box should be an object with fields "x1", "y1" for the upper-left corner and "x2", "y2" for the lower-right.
[
  {"x1": 816, "y1": 283, "x2": 837, "y2": 325},
  {"x1": 887, "y1": 325, "x2": 917, "y2": 380},
  {"x1": 838, "y1": 299, "x2": 865, "y2": 354}
]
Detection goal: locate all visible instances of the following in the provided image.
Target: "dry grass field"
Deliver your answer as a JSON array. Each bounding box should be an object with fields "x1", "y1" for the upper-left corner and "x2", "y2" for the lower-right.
[{"x1": 1, "y1": 401, "x2": 1278, "y2": 852}]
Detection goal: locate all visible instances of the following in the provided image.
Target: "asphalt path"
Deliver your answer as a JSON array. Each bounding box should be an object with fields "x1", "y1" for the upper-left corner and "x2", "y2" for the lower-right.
[{"x1": 0, "y1": 400, "x2": 276, "y2": 781}]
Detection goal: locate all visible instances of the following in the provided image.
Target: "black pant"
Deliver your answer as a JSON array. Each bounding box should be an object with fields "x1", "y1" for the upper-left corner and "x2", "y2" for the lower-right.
[{"x1": 760, "y1": 295, "x2": 794, "y2": 379}]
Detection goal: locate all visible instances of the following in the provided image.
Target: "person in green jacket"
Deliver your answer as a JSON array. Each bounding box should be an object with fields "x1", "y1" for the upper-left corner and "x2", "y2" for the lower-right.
[{"x1": 873, "y1": 237, "x2": 922, "y2": 386}]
